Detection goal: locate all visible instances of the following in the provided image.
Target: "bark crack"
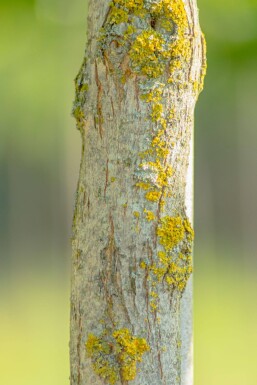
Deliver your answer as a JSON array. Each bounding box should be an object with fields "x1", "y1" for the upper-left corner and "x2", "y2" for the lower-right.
[{"x1": 95, "y1": 60, "x2": 104, "y2": 139}]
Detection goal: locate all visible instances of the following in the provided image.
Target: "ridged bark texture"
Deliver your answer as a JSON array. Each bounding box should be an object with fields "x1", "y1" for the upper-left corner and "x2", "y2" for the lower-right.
[{"x1": 70, "y1": 1, "x2": 206, "y2": 385}]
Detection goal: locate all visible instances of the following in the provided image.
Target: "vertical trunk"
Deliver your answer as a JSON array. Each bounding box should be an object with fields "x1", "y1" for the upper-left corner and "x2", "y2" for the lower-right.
[{"x1": 70, "y1": 1, "x2": 206, "y2": 384}]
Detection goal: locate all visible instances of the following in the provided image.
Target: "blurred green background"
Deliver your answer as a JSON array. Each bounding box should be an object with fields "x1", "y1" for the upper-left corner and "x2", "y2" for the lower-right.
[{"x1": 1, "y1": 0, "x2": 257, "y2": 384}]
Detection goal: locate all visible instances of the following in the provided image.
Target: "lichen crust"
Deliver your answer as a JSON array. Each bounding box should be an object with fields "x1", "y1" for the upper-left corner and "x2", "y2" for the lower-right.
[{"x1": 86, "y1": 328, "x2": 150, "y2": 384}]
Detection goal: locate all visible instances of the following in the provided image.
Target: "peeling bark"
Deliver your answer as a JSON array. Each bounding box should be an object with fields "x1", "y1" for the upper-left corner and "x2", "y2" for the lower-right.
[{"x1": 70, "y1": 0, "x2": 206, "y2": 384}]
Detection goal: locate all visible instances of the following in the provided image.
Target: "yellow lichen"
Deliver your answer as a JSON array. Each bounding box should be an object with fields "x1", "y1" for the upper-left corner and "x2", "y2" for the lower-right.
[
  {"x1": 150, "y1": 301, "x2": 158, "y2": 311},
  {"x1": 109, "y1": 6, "x2": 129, "y2": 24},
  {"x1": 140, "y1": 261, "x2": 147, "y2": 269},
  {"x1": 86, "y1": 334, "x2": 103, "y2": 354},
  {"x1": 145, "y1": 190, "x2": 162, "y2": 202},
  {"x1": 126, "y1": 0, "x2": 190, "y2": 81},
  {"x1": 86, "y1": 328, "x2": 149, "y2": 384},
  {"x1": 157, "y1": 216, "x2": 185, "y2": 251},
  {"x1": 144, "y1": 209, "x2": 155, "y2": 221},
  {"x1": 150, "y1": 102, "x2": 164, "y2": 122},
  {"x1": 183, "y1": 218, "x2": 194, "y2": 241},
  {"x1": 150, "y1": 291, "x2": 158, "y2": 298},
  {"x1": 114, "y1": 0, "x2": 146, "y2": 16},
  {"x1": 135, "y1": 181, "x2": 151, "y2": 190},
  {"x1": 164, "y1": 254, "x2": 193, "y2": 291},
  {"x1": 157, "y1": 250, "x2": 169, "y2": 265},
  {"x1": 140, "y1": 216, "x2": 194, "y2": 295},
  {"x1": 140, "y1": 87, "x2": 163, "y2": 104},
  {"x1": 138, "y1": 148, "x2": 154, "y2": 159},
  {"x1": 129, "y1": 30, "x2": 167, "y2": 78},
  {"x1": 86, "y1": 334, "x2": 117, "y2": 384},
  {"x1": 149, "y1": 264, "x2": 167, "y2": 282}
]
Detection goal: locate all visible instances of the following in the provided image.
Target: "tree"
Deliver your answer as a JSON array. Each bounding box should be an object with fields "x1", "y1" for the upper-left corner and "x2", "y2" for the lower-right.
[{"x1": 70, "y1": 0, "x2": 206, "y2": 384}]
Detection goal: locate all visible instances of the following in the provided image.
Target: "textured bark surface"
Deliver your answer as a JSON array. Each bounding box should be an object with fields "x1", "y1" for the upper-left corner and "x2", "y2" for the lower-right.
[{"x1": 70, "y1": 1, "x2": 206, "y2": 384}]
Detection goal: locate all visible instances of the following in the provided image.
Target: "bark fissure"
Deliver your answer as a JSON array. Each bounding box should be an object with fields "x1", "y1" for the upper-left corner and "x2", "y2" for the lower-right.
[{"x1": 95, "y1": 60, "x2": 104, "y2": 139}]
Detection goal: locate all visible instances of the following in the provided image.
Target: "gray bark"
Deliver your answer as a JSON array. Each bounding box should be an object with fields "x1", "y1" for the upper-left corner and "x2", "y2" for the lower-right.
[{"x1": 70, "y1": 1, "x2": 206, "y2": 384}]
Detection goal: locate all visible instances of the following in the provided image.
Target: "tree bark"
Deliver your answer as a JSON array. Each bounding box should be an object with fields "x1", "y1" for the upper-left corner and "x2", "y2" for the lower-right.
[{"x1": 70, "y1": 1, "x2": 206, "y2": 384}]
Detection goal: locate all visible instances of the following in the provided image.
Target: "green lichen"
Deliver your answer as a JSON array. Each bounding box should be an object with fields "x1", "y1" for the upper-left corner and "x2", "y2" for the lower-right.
[
  {"x1": 73, "y1": 57, "x2": 88, "y2": 130},
  {"x1": 72, "y1": 106, "x2": 86, "y2": 130},
  {"x1": 86, "y1": 328, "x2": 149, "y2": 384}
]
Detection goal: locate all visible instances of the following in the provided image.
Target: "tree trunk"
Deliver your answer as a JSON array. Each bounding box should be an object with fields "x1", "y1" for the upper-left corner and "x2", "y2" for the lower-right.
[{"x1": 70, "y1": 1, "x2": 206, "y2": 384}]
